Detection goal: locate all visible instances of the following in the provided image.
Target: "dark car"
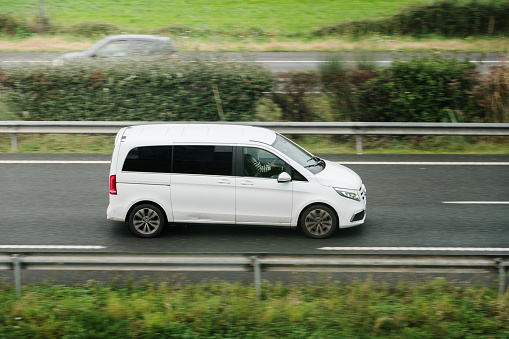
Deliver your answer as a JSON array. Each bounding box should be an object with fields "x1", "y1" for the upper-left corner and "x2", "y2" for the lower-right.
[{"x1": 52, "y1": 34, "x2": 177, "y2": 65}]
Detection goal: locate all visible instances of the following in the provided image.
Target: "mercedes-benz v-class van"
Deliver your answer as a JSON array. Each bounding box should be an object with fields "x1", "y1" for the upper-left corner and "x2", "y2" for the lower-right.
[{"x1": 107, "y1": 124, "x2": 366, "y2": 238}]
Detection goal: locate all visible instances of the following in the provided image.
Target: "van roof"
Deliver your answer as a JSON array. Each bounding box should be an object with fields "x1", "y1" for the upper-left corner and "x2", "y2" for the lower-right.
[{"x1": 121, "y1": 123, "x2": 277, "y2": 145}]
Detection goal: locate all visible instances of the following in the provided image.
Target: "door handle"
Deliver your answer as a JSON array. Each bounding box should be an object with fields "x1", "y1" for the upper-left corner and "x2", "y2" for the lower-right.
[
  {"x1": 217, "y1": 179, "x2": 231, "y2": 184},
  {"x1": 240, "y1": 180, "x2": 254, "y2": 186}
]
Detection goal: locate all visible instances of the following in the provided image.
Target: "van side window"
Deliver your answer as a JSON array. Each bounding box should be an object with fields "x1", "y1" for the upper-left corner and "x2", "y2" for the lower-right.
[
  {"x1": 173, "y1": 145, "x2": 233, "y2": 176},
  {"x1": 122, "y1": 146, "x2": 173, "y2": 173},
  {"x1": 243, "y1": 147, "x2": 285, "y2": 178}
]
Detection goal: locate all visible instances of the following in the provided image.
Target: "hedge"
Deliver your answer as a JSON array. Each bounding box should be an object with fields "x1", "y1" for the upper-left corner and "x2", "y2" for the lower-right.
[
  {"x1": 1, "y1": 55, "x2": 275, "y2": 122},
  {"x1": 3, "y1": 54, "x2": 509, "y2": 124}
]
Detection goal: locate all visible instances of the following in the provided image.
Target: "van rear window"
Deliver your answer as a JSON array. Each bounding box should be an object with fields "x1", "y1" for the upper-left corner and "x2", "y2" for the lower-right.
[
  {"x1": 122, "y1": 145, "x2": 233, "y2": 175},
  {"x1": 122, "y1": 146, "x2": 173, "y2": 173}
]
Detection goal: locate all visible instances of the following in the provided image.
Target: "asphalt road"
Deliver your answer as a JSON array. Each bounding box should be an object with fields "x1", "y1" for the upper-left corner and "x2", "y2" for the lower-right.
[
  {"x1": 1, "y1": 153, "x2": 508, "y2": 256},
  {"x1": 1, "y1": 52, "x2": 508, "y2": 73}
]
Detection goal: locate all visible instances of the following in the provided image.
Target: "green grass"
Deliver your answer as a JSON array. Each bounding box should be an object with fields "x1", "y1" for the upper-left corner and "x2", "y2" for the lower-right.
[
  {"x1": 1, "y1": 133, "x2": 508, "y2": 154},
  {"x1": 0, "y1": 0, "x2": 488, "y2": 34},
  {"x1": 0, "y1": 278, "x2": 508, "y2": 338},
  {"x1": 294, "y1": 135, "x2": 509, "y2": 154},
  {"x1": 1, "y1": 0, "x2": 508, "y2": 52},
  {"x1": 0, "y1": 134, "x2": 116, "y2": 153}
]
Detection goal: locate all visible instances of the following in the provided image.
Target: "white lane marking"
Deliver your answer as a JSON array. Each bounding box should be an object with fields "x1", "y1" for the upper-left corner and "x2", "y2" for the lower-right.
[
  {"x1": 319, "y1": 247, "x2": 509, "y2": 251},
  {"x1": 0, "y1": 245, "x2": 106, "y2": 249},
  {"x1": 337, "y1": 162, "x2": 509, "y2": 165},
  {"x1": 0, "y1": 160, "x2": 110, "y2": 164},
  {"x1": 443, "y1": 201, "x2": 509, "y2": 205}
]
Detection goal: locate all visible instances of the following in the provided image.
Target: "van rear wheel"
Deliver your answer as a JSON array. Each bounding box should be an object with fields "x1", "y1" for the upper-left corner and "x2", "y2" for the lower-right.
[
  {"x1": 129, "y1": 204, "x2": 165, "y2": 238},
  {"x1": 300, "y1": 205, "x2": 337, "y2": 239}
]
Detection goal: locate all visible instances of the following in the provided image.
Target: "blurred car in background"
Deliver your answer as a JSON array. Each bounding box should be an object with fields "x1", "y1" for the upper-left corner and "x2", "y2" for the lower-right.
[{"x1": 52, "y1": 34, "x2": 177, "y2": 65}]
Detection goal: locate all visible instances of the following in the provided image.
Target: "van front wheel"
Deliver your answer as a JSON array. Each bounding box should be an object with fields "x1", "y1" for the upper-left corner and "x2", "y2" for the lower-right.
[
  {"x1": 300, "y1": 205, "x2": 337, "y2": 239},
  {"x1": 129, "y1": 204, "x2": 165, "y2": 238}
]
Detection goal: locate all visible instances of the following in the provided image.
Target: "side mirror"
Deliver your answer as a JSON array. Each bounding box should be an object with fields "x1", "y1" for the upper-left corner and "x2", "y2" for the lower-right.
[{"x1": 277, "y1": 172, "x2": 292, "y2": 183}]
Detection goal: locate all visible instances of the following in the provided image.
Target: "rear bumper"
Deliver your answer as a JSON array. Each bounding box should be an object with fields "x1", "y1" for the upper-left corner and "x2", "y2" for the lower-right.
[{"x1": 107, "y1": 201, "x2": 126, "y2": 222}]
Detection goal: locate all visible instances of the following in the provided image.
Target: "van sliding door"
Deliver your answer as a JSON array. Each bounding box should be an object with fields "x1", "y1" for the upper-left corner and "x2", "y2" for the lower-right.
[{"x1": 170, "y1": 145, "x2": 235, "y2": 224}]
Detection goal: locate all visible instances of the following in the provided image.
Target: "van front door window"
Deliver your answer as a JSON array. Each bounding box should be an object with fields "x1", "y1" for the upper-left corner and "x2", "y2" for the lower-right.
[{"x1": 243, "y1": 147, "x2": 284, "y2": 178}]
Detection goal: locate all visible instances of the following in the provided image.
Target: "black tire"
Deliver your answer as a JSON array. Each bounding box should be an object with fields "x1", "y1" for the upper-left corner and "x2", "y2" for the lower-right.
[
  {"x1": 129, "y1": 204, "x2": 165, "y2": 238},
  {"x1": 300, "y1": 205, "x2": 338, "y2": 239}
]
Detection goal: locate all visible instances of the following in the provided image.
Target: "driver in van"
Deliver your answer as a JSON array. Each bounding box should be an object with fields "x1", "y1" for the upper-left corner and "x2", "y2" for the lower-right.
[{"x1": 244, "y1": 148, "x2": 277, "y2": 177}]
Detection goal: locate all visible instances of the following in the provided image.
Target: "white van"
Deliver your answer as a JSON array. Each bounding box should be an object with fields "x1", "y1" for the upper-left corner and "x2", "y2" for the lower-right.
[{"x1": 107, "y1": 124, "x2": 366, "y2": 239}]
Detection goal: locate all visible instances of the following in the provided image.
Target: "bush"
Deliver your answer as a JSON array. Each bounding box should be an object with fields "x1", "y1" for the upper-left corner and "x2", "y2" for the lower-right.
[
  {"x1": 56, "y1": 22, "x2": 121, "y2": 38},
  {"x1": 391, "y1": 0, "x2": 509, "y2": 38},
  {"x1": 155, "y1": 24, "x2": 202, "y2": 37},
  {"x1": 313, "y1": 0, "x2": 509, "y2": 38},
  {"x1": 1, "y1": 55, "x2": 275, "y2": 122},
  {"x1": 0, "y1": 13, "x2": 31, "y2": 36},
  {"x1": 0, "y1": 14, "x2": 117, "y2": 38},
  {"x1": 359, "y1": 54, "x2": 483, "y2": 122}
]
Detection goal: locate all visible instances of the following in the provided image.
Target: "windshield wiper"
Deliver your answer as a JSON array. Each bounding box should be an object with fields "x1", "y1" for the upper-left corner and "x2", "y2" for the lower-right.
[{"x1": 305, "y1": 156, "x2": 325, "y2": 168}]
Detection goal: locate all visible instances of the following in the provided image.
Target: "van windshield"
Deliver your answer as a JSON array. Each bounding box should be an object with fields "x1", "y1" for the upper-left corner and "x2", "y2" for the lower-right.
[{"x1": 271, "y1": 134, "x2": 325, "y2": 174}]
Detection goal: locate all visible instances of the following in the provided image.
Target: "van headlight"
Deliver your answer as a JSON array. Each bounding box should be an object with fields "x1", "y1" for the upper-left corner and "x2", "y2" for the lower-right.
[{"x1": 334, "y1": 188, "x2": 361, "y2": 201}]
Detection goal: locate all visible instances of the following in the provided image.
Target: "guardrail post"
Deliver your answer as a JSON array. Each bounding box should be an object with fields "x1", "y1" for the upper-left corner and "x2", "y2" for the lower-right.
[
  {"x1": 11, "y1": 134, "x2": 18, "y2": 151},
  {"x1": 496, "y1": 258, "x2": 507, "y2": 296},
  {"x1": 12, "y1": 254, "x2": 22, "y2": 297},
  {"x1": 356, "y1": 135, "x2": 363, "y2": 154},
  {"x1": 251, "y1": 256, "x2": 261, "y2": 299}
]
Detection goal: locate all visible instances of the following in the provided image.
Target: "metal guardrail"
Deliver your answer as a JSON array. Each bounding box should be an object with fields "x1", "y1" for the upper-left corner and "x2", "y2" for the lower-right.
[
  {"x1": 1, "y1": 252, "x2": 507, "y2": 297},
  {"x1": 1, "y1": 121, "x2": 509, "y2": 152}
]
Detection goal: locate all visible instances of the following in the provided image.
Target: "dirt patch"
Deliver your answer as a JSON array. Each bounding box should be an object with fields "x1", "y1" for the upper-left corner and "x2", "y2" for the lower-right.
[
  {"x1": 140, "y1": 37, "x2": 509, "y2": 52},
  {"x1": 0, "y1": 36, "x2": 508, "y2": 52},
  {"x1": 0, "y1": 37, "x2": 93, "y2": 51},
  {"x1": 380, "y1": 39, "x2": 509, "y2": 52}
]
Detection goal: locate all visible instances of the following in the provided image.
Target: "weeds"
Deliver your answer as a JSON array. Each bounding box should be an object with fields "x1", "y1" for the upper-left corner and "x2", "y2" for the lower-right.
[
  {"x1": 0, "y1": 279, "x2": 507, "y2": 338},
  {"x1": 479, "y1": 65, "x2": 509, "y2": 123}
]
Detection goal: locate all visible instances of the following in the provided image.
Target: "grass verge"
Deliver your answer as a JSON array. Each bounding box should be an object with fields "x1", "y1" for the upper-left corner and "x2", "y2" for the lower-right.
[
  {"x1": 1, "y1": 134, "x2": 508, "y2": 154},
  {"x1": 298, "y1": 135, "x2": 509, "y2": 154},
  {"x1": 0, "y1": 134, "x2": 116, "y2": 153},
  {"x1": 1, "y1": 278, "x2": 508, "y2": 338}
]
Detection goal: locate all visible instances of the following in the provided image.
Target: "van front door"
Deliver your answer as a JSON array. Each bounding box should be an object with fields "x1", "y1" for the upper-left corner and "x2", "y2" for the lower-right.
[
  {"x1": 236, "y1": 147, "x2": 293, "y2": 225},
  {"x1": 170, "y1": 145, "x2": 235, "y2": 223}
]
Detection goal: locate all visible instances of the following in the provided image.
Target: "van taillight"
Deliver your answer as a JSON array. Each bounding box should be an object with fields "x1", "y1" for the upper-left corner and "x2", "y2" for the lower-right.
[{"x1": 109, "y1": 175, "x2": 117, "y2": 195}]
